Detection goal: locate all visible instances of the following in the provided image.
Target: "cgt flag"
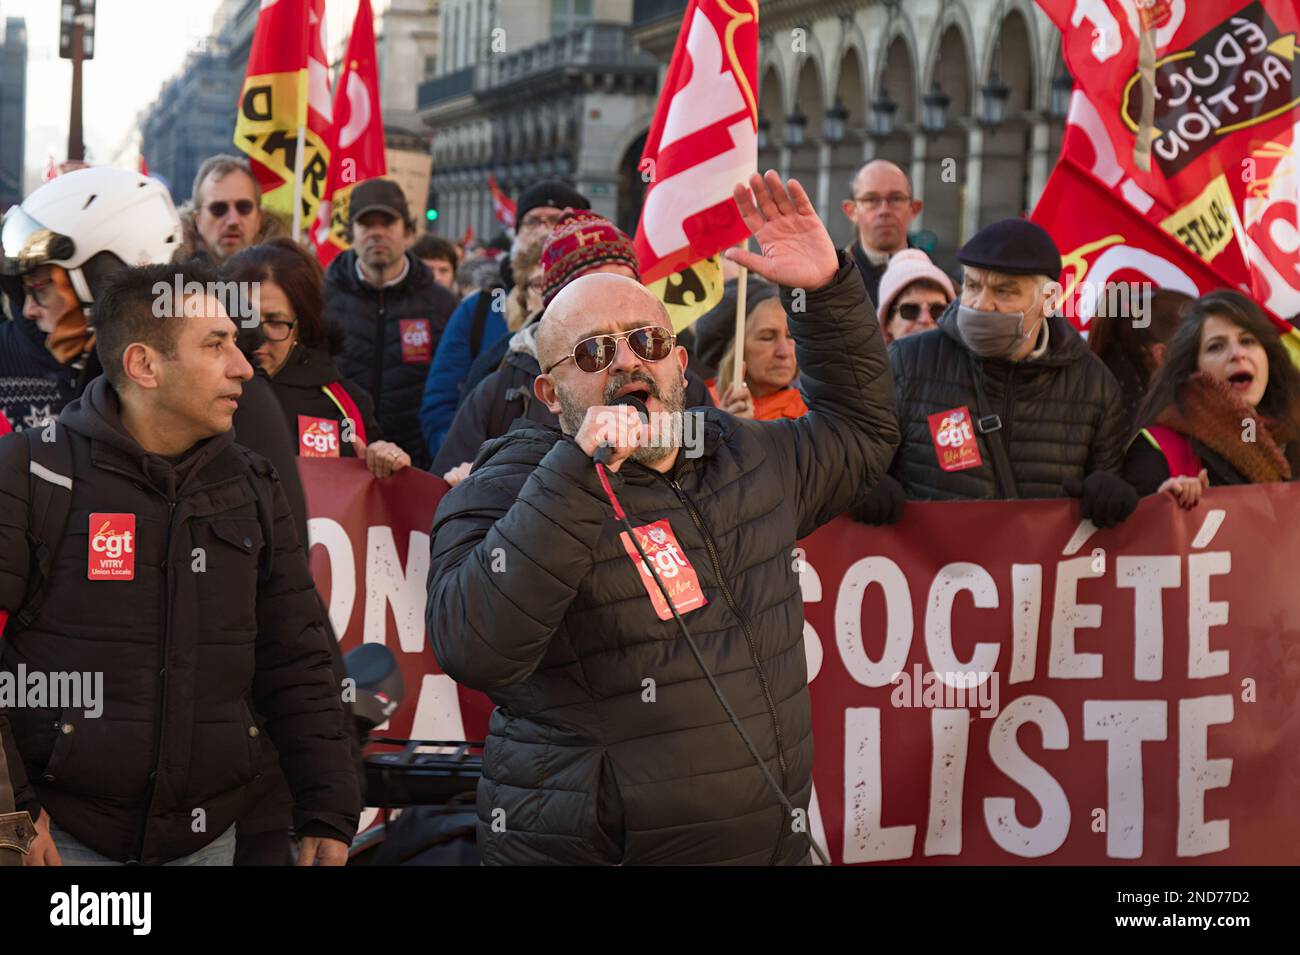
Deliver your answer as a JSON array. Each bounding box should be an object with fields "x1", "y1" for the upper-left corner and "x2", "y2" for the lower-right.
[
  {"x1": 234, "y1": 0, "x2": 332, "y2": 234},
  {"x1": 1037, "y1": 0, "x2": 1300, "y2": 329},
  {"x1": 487, "y1": 174, "x2": 516, "y2": 230},
  {"x1": 310, "y1": 0, "x2": 387, "y2": 267},
  {"x1": 632, "y1": 0, "x2": 758, "y2": 332}
]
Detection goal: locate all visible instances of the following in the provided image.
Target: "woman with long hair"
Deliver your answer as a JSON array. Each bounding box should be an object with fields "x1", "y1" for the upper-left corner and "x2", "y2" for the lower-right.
[
  {"x1": 1088, "y1": 284, "x2": 1191, "y2": 434},
  {"x1": 1125, "y1": 289, "x2": 1300, "y2": 507},
  {"x1": 223, "y1": 238, "x2": 409, "y2": 478}
]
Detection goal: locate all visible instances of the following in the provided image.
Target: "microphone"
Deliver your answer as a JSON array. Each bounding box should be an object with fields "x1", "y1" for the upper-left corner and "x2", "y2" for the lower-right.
[{"x1": 593, "y1": 393, "x2": 649, "y2": 466}]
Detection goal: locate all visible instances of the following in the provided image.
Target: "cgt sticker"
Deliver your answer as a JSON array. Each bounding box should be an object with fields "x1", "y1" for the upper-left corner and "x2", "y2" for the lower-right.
[
  {"x1": 299, "y1": 416, "x2": 341, "y2": 457},
  {"x1": 88, "y1": 513, "x2": 135, "y2": 580},
  {"x1": 400, "y1": 319, "x2": 433, "y2": 363},
  {"x1": 928, "y1": 406, "x2": 983, "y2": 473},
  {"x1": 619, "y1": 519, "x2": 708, "y2": 622}
]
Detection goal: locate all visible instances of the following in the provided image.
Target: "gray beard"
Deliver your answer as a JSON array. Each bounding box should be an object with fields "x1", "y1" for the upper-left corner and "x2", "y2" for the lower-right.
[{"x1": 558, "y1": 371, "x2": 687, "y2": 468}]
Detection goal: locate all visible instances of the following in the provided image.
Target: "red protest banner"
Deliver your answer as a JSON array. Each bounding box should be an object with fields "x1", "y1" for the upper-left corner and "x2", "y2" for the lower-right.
[{"x1": 300, "y1": 460, "x2": 1300, "y2": 864}]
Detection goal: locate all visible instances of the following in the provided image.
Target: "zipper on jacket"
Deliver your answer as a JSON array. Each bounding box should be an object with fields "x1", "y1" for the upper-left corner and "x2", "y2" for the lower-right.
[
  {"x1": 371, "y1": 291, "x2": 386, "y2": 415},
  {"x1": 1002, "y1": 369, "x2": 1016, "y2": 453},
  {"x1": 655, "y1": 472, "x2": 792, "y2": 864},
  {"x1": 133, "y1": 497, "x2": 175, "y2": 864}
]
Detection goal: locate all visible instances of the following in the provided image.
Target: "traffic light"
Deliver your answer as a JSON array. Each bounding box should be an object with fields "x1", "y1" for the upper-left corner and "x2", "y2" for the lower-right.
[{"x1": 426, "y1": 208, "x2": 438, "y2": 222}]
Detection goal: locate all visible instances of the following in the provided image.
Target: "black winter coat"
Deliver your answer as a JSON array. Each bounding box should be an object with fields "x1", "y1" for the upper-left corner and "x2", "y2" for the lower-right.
[
  {"x1": 887, "y1": 303, "x2": 1126, "y2": 499},
  {"x1": 325, "y1": 251, "x2": 458, "y2": 470},
  {"x1": 426, "y1": 254, "x2": 899, "y2": 865},
  {"x1": 264, "y1": 344, "x2": 381, "y2": 456},
  {"x1": 431, "y1": 336, "x2": 716, "y2": 475},
  {"x1": 0, "y1": 378, "x2": 360, "y2": 863},
  {"x1": 0, "y1": 314, "x2": 99, "y2": 434}
]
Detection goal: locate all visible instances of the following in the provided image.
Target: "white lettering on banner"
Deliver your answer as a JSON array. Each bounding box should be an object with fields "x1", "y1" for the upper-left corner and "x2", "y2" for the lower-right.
[
  {"x1": 924, "y1": 709, "x2": 971, "y2": 857},
  {"x1": 1187, "y1": 552, "x2": 1230, "y2": 678},
  {"x1": 1009, "y1": 563, "x2": 1042, "y2": 685},
  {"x1": 1115, "y1": 556, "x2": 1181, "y2": 681},
  {"x1": 842, "y1": 707, "x2": 916, "y2": 863},
  {"x1": 925, "y1": 562, "x2": 1000, "y2": 687},
  {"x1": 1178, "y1": 695, "x2": 1234, "y2": 856},
  {"x1": 307, "y1": 517, "x2": 356, "y2": 637},
  {"x1": 1071, "y1": 0, "x2": 1123, "y2": 64},
  {"x1": 1049, "y1": 556, "x2": 1105, "y2": 679},
  {"x1": 1083, "y1": 700, "x2": 1167, "y2": 859},
  {"x1": 984, "y1": 695, "x2": 1072, "y2": 858},
  {"x1": 364, "y1": 526, "x2": 430, "y2": 653},
  {"x1": 835, "y1": 557, "x2": 913, "y2": 687},
  {"x1": 409, "y1": 674, "x2": 468, "y2": 752},
  {"x1": 658, "y1": 9, "x2": 746, "y2": 151}
]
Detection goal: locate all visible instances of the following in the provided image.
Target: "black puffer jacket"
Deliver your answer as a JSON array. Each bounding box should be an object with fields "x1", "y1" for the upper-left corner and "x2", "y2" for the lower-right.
[
  {"x1": 431, "y1": 324, "x2": 715, "y2": 475},
  {"x1": 887, "y1": 302, "x2": 1126, "y2": 499},
  {"x1": 426, "y1": 254, "x2": 898, "y2": 865},
  {"x1": 0, "y1": 378, "x2": 360, "y2": 863},
  {"x1": 325, "y1": 251, "x2": 458, "y2": 470}
]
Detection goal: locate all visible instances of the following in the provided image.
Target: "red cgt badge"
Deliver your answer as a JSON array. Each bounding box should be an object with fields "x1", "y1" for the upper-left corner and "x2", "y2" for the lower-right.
[
  {"x1": 399, "y1": 319, "x2": 432, "y2": 363},
  {"x1": 88, "y1": 513, "x2": 135, "y2": 581},
  {"x1": 619, "y1": 519, "x2": 708, "y2": 622},
  {"x1": 928, "y1": 406, "x2": 983, "y2": 473},
  {"x1": 298, "y1": 416, "x2": 341, "y2": 457}
]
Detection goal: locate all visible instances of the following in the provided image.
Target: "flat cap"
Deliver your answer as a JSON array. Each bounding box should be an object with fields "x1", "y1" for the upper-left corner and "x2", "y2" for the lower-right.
[{"x1": 957, "y1": 218, "x2": 1061, "y2": 277}]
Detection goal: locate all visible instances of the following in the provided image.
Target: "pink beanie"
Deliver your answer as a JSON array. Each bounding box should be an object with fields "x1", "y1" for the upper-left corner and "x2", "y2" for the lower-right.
[{"x1": 875, "y1": 249, "x2": 956, "y2": 322}]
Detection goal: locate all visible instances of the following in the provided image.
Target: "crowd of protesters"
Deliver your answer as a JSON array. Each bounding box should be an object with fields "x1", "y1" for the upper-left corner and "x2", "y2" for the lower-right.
[{"x1": 1, "y1": 149, "x2": 1298, "y2": 868}]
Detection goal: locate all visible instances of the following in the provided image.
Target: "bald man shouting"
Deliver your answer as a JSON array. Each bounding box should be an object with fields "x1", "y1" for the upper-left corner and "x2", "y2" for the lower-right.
[{"x1": 426, "y1": 172, "x2": 899, "y2": 865}]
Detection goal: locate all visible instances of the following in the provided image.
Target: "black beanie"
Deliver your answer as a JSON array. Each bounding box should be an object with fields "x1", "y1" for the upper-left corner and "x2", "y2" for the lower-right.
[
  {"x1": 516, "y1": 179, "x2": 590, "y2": 224},
  {"x1": 957, "y1": 218, "x2": 1062, "y2": 277}
]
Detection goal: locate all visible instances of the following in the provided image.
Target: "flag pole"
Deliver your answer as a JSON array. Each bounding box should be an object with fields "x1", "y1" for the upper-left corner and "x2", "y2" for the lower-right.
[{"x1": 732, "y1": 239, "x2": 749, "y2": 393}]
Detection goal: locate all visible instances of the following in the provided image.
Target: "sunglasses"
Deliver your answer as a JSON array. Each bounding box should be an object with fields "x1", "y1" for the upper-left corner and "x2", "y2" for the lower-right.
[
  {"x1": 895, "y1": 301, "x2": 946, "y2": 322},
  {"x1": 544, "y1": 325, "x2": 676, "y2": 374},
  {"x1": 206, "y1": 199, "x2": 256, "y2": 218}
]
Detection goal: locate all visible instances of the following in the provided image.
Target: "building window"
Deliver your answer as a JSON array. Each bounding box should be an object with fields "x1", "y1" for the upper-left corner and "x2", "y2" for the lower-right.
[
  {"x1": 551, "y1": 0, "x2": 593, "y2": 37},
  {"x1": 424, "y1": 54, "x2": 438, "y2": 79}
]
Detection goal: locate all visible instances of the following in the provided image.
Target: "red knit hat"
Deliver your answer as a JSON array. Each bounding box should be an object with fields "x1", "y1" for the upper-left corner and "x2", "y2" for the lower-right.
[{"x1": 540, "y1": 209, "x2": 640, "y2": 306}]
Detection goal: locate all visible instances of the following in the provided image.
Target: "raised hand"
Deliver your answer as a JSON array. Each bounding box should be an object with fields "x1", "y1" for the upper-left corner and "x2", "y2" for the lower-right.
[{"x1": 725, "y1": 171, "x2": 839, "y2": 291}]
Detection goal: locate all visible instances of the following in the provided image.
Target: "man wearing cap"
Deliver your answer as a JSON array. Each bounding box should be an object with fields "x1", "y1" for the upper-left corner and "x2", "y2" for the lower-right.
[
  {"x1": 419, "y1": 179, "x2": 590, "y2": 460},
  {"x1": 852, "y1": 218, "x2": 1136, "y2": 527},
  {"x1": 325, "y1": 177, "x2": 459, "y2": 470},
  {"x1": 431, "y1": 210, "x2": 714, "y2": 481}
]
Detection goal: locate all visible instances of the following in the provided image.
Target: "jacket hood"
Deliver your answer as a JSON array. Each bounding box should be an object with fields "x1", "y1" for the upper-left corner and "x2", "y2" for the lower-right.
[
  {"x1": 269, "y1": 344, "x2": 343, "y2": 389},
  {"x1": 325, "y1": 249, "x2": 434, "y2": 298},
  {"x1": 937, "y1": 299, "x2": 1091, "y2": 368},
  {"x1": 508, "y1": 322, "x2": 540, "y2": 359},
  {"x1": 60, "y1": 375, "x2": 236, "y2": 493}
]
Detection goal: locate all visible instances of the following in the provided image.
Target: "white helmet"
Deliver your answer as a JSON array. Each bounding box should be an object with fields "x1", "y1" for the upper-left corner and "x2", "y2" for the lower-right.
[{"x1": 0, "y1": 166, "x2": 182, "y2": 304}]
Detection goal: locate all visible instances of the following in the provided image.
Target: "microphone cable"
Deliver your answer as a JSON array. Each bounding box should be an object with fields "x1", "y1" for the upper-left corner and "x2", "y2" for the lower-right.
[{"x1": 593, "y1": 459, "x2": 831, "y2": 867}]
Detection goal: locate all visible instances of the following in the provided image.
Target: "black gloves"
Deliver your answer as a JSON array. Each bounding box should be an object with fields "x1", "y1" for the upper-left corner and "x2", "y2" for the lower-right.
[
  {"x1": 850, "y1": 474, "x2": 906, "y2": 526},
  {"x1": 1065, "y1": 472, "x2": 1138, "y2": 528}
]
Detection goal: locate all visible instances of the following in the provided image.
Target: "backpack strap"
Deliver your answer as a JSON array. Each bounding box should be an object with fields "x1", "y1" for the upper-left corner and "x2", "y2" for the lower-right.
[
  {"x1": 1138, "y1": 426, "x2": 1201, "y2": 479},
  {"x1": 468, "y1": 286, "x2": 499, "y2": 360},
  {"x1": 321, "y1": 381, "x2": 368, "y2": 446},
  {"x1": 14, "y1": 424, "x2": 74, "y2": 633},
  {"x1": 964, "y1": 352, "x2": 1021, "y2": 499}
]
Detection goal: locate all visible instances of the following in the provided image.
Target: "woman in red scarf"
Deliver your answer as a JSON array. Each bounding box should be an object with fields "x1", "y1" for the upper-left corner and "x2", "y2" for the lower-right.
[{"x1": 1124, "y1": 290, "x2": 1300, "y2": 507}]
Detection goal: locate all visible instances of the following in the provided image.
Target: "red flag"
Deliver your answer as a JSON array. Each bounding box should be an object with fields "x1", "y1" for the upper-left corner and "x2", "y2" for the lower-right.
[
  {"x1": 138, "y1": 155, "x2": 149, "y2": 177},
  {"x1": 487, "y1": 174, "x2": 516, "y2": 229},
  {"x1": 1036, "y1": 0, "x2": 1300, "y2": 320},
  {"x1": 458, "y1": 223, "x2": 475, "y2": 247},
  {"x1": 310, "y1": 0, "x2": 387, "y2": 266},
  {"x1": 233, "y1": 0, "x2": 332, "y2": 232},
  {"x1": 632, "y1": 0, "x2": 758, "y2": 330}
]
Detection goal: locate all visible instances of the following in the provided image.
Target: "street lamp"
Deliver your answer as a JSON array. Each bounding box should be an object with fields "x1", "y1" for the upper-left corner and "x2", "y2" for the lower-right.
[
  {"x1": 979, "y1": 72, "x2": 1010, "y2": 126},
  {"x1": 869, "y1": 89, "x2": 898, "y2": 136},
  {"x1": 824, "y1": 99, "x2": 849, "y2": 144},
  {"x1": 784, "y1": 108, "x2": 807, "y2": 147},
  {"x1": 1050, "y1": 70, "x2": 1074, "y2": 119},
  {"x1": 921, "y1": 81, "x2": 950, "y2": 133}
]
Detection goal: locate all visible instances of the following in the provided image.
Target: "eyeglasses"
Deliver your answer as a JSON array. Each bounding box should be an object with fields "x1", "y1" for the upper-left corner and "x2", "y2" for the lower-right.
[
  {"x1": 895, "y1": 301, "x2": 947, "y2": 322},
  {"x1": 520, "y1": 212, "x2": 563, "y2": 230},
  {"x1": 544, "y1": 325, "x2": 676, "y2": 374},
  {"x1": 260, "y1": 318, "x2": 297, "y2": 342},
  {"x1": 205, "y1": 199, "x2": 257, "y2": 219},
  {"x1": 854, "y1": 193, "x2": 913, "y2": 210}
]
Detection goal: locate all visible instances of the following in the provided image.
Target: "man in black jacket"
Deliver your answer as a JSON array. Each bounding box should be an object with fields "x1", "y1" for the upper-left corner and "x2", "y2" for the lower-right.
[
  {"x1": 325, "y1": 178, "x2": 458, "y2": 470},
  {"x1": 426, "y1": 172, "x2": 899, "y2": 865},
  {"x1": 853, "y1": 218, "x2": 1136, "y2": 528},
  {"x1": 0, "y1": 262, "x2": 359, "y2": 865}
]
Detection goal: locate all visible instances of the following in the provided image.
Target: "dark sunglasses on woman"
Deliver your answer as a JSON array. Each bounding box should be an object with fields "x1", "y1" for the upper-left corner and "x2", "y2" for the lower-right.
[
  {"x1": 544, "y1": 325, "x2": 676, "y2": 374},
  {"x1": 895, "y1": 301, "x2": 947, "y2": 323}
]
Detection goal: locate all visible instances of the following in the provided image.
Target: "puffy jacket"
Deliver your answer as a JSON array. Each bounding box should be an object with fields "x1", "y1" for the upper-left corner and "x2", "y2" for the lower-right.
[
  {"x1": 431, "y1": 323, "x2": 716, "y2": 475},
  {"x1": 264, "y1": 343, "x2": 381, "y2": 457},
  {"x1": 325, "y1": 251, "x2": 458, "y2": 470},
  {"x1": 0, "y1": 378, "x2": 360, "y2": 863},
  {"x1": 419, "y1": 287, "x2": 508, "y2": 457},
  {"x1": 887, "y1": 302, "x2": 1126, "y2": 499},
  {"x1": 426, "y1": 254, "x2": 899, "y2": 865}
]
